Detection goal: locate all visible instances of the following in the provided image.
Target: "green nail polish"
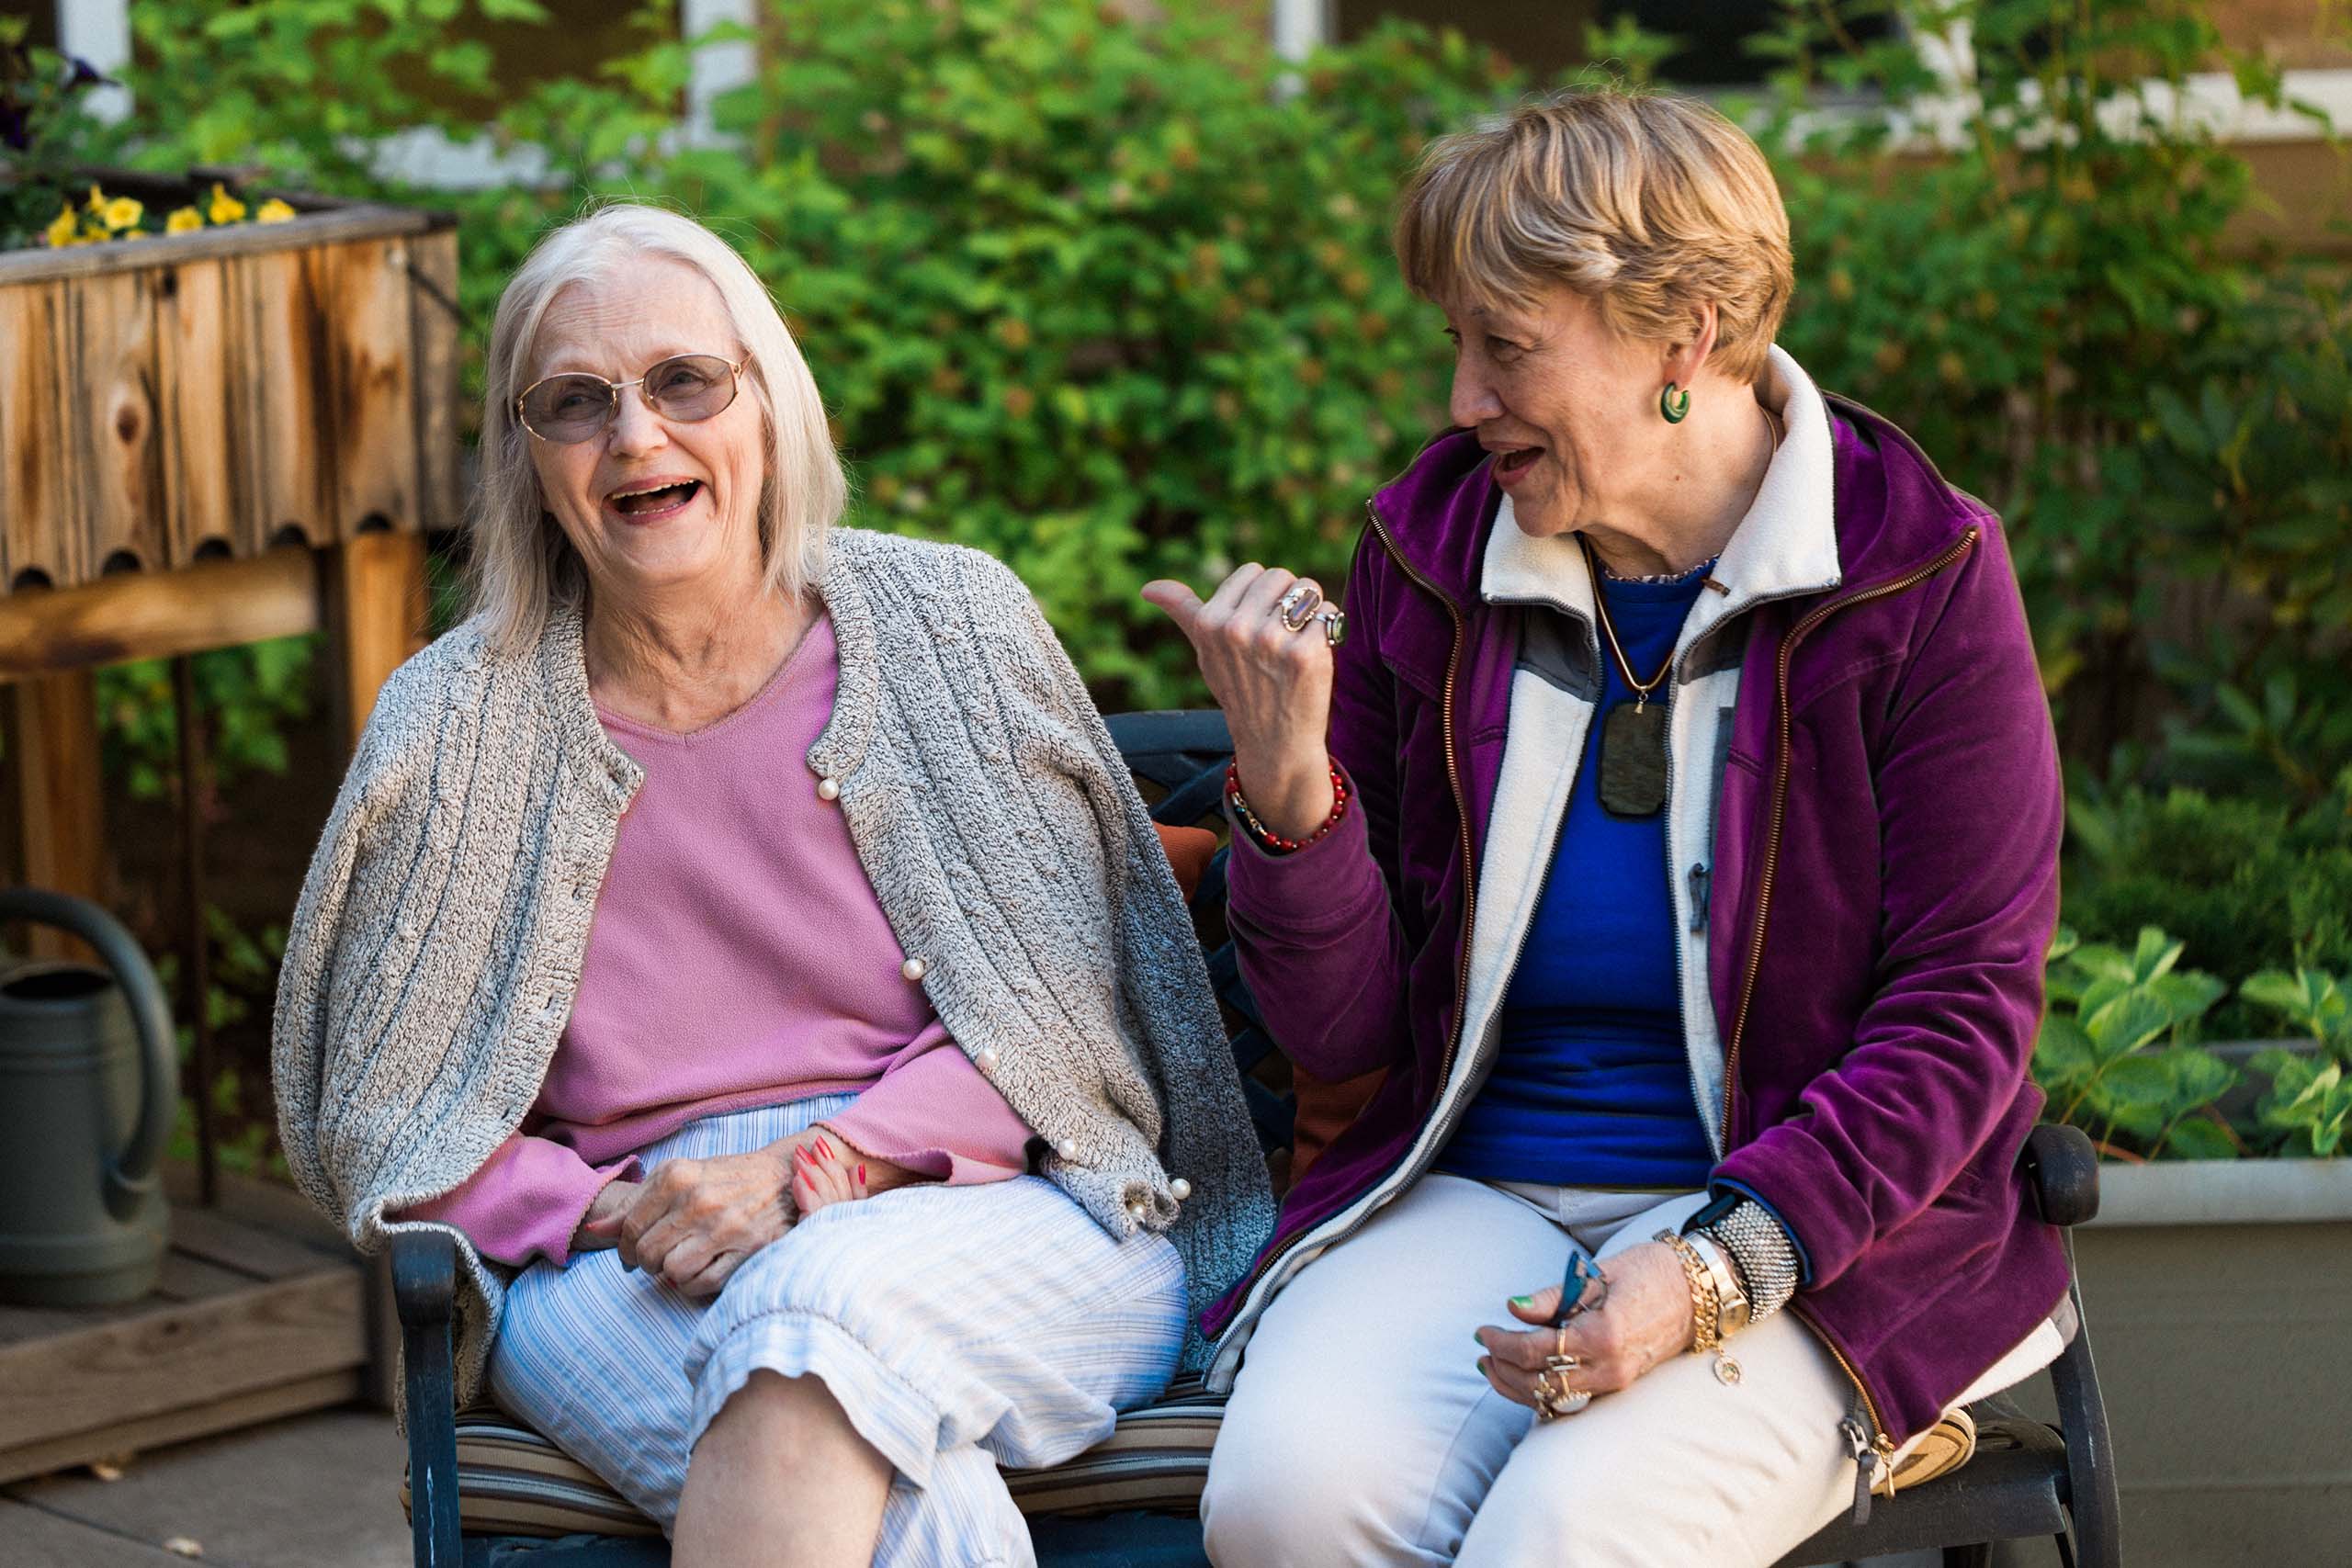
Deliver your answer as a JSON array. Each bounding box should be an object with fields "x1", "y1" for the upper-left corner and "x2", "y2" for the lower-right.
[{"x1": 1510, "y1": 1295, "x2": 1534, "y2": 1309}]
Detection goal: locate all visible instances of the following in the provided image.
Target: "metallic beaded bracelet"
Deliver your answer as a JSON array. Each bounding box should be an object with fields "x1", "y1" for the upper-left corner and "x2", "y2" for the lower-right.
[{"x1": 1698, "y1": 1200, "x2": 1800, "y2": 1324}]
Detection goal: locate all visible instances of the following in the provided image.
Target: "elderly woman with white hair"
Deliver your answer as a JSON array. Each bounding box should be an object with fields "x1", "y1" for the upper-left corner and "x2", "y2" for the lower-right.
[{"x1": 271, "y1": 203, "x2": 1272, "y2": 1568}]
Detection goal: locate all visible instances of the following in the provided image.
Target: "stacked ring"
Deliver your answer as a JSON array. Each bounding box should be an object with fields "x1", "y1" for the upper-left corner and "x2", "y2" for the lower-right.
[{"x1": 1533, "y1": 1364, "x2": 1591, "y2": 1421}]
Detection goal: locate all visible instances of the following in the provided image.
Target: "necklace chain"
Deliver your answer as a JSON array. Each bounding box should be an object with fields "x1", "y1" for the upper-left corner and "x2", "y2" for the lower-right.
[
  {"x1": 1579, "y1": 400, "x2": 1784, "y2": 710},
  {"x1": 1579, "y1": 535, "x2": 1675, "y2": 707}
]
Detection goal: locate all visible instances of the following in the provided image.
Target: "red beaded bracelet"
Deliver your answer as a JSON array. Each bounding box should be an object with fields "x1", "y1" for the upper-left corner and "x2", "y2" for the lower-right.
[{"x1": 1225, "y1": 760, "x2": 1351, "y2": 854}]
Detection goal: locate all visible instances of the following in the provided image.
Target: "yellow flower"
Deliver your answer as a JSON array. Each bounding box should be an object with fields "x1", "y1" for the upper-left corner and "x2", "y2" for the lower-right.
[
  {"x1": 46, "y1": 204, "x2": 80, "y2": 248},
  {"x1": 101, "y1": 196, "x2": 143, "y2": 231},
  {"x1": 208, "y1": 184, "x2": 246, "y2": 224},
  {"x1": 85, "y1": 183, "x2": 107, "y2": 212},
  {"x1": 166, "y1": 207, "x2": 204, "y2": 234},
  {"x1": 254, "y1": 197, "x2": 297, "y2": 223}
]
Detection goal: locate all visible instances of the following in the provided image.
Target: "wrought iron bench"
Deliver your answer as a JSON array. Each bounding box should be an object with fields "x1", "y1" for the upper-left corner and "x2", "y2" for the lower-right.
[{"x1": 394, "y1": 709, "x2": 2120, "y2": 1568}]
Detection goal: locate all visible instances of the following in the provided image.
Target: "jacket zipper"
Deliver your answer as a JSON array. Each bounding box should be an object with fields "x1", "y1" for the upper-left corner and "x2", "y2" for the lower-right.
[
  {"x1": 1721, "y1": 524, "x2": 1981, "y2": 1450},
  {"x1": 1210, "y1": 498, "x2": 1479, "y2": 1324}
]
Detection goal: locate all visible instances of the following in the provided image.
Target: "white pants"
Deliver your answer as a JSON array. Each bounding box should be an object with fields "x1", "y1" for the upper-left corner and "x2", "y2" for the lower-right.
[
  {"x1": 490, "y1": 1097, "x2": 1186, "y2": 1566},
  {"x1": 1201, "y1": 1174, "x2": 1872, "y2": 1568}
]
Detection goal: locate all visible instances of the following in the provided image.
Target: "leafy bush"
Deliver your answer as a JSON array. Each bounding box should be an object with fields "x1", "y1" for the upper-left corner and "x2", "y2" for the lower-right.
[
  {"x1": 2062, "y1": 777, "x2": 2352, "y2": 1026},
  {"x1": 2036, "y1": 925, "x2": 2352, "y2": 1158},
  {"x1": 1754, "y1": 0, "x2": 2352, "y2": 802},
  {"x1": 2246, "y1": 1049, "x2": 2351, "y2": 1157},
  {"x1": 2036, "y1": 926, "x2": 2239, "y2": 1158},
  {"x1": 0, "y1": 19, "x2": 110, "y2": 249},
  {"x1": 96, "y1": 637, "x2": 321, "y2": 801}
]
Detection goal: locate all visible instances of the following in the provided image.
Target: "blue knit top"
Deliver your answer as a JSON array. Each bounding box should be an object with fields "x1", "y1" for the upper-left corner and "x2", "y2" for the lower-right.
[{"x1": 1438, "y1": 565, "x2": 1715, "y2": 1190}]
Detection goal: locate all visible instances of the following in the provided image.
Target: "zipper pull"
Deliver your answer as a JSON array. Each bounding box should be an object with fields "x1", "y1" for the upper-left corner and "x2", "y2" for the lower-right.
[
  {"x1": 1873, "y1": 1433, "x2": 1900, "y2": 1500},
  {"x1": 1839, "y1": 1406, "x2": 1876, "y2": 1528},
  {"x1": 1688, "y1": 864, "x2": 1711, "y2": 933}
]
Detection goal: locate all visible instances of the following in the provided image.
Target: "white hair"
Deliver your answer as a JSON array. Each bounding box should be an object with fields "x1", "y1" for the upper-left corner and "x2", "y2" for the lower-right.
[{"x1": 468, "y1": 202, "x2": 844, "y2": 653}]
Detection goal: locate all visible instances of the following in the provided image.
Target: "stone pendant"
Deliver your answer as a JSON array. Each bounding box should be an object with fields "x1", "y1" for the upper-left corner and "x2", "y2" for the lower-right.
[{"x1": 1598, "y1": 700, "x2": 1668, "y2": 818}]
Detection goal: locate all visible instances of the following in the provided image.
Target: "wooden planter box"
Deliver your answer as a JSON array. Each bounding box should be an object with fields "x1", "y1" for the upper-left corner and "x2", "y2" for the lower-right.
[
  {"x1": 0, "y1": 174, "x2": 458, "y2": 592},
  {"x1": 0, "y1": 177, "x2": 458, "y2": 933}
]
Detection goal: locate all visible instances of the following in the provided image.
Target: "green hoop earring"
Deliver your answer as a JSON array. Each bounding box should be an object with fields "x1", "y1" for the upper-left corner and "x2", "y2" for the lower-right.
[{"x1": 1659, "y1": 383, "x2": 1691, "y2": 423}]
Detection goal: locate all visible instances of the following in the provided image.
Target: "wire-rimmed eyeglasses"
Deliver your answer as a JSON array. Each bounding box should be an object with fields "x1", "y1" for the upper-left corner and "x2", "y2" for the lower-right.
[{"x1": 514, "y1": 352, "x2": 753, "y2": 445}]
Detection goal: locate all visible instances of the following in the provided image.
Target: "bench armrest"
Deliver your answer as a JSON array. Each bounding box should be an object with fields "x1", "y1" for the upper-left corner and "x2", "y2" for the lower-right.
[
  {"x1": 391, "y1": 1229, "x2": 463, "y2": 1568},
  {"x1": 2022, "y1": 1123, "x2": 2099, "y2": 1228}
]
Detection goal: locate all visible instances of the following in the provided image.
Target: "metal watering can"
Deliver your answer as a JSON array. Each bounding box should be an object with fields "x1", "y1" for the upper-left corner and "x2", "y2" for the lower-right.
[{"x1": 0, "y1": 888, "x2": 175, "y2": 1306}]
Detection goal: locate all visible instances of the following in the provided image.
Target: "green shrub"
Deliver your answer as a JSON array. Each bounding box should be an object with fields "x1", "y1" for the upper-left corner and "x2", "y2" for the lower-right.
[
  {"x1": 2062, "y1": 778, "x2": 2352, "y2": 1029},
  {"x1": 2035, "y1": 925, "x2": 2352, "y2": 1157},
  {"x1": 1754, "y1": 0, "x2": 2352, "y2": 802},
  {"x1": 2036, "y1": 925, "x2": 2238, "y2": 1157}
]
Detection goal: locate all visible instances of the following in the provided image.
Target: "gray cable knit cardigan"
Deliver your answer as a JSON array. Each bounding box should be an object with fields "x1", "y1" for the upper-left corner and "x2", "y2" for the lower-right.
[{"x1": 272, "y1": 527, "x2": 1275, "y2": 1404}]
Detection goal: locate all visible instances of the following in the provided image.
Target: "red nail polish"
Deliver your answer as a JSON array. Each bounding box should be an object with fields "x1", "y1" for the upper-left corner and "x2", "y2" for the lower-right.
[{"x1": 857, "y1": 1164, "x2": 866, "y2": 1184}]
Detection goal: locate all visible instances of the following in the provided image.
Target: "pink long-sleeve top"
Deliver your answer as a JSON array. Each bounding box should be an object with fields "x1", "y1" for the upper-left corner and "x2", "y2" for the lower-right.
[{"x1": 400, "y1": 614, "x2": 1036, "y2": 1266}]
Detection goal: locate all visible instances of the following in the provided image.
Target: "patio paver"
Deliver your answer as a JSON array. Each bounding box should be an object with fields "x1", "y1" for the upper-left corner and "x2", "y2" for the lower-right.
[{"x1": 0, "y1": 1406, "x2": 409, "y2": 1568}]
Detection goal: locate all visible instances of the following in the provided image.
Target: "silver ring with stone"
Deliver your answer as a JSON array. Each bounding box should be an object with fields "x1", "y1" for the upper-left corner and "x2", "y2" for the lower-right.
[
  {"x1": 1317, "y1": 606, "x2": 1348, "y2": 648},
  {"x1": 1276, "y1": 581, "x2": 1322, "y2": 632}
]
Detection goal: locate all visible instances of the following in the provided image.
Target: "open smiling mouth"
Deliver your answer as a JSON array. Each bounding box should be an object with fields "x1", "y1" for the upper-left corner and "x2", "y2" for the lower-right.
[
  {"x1": 1495, "y1": 446, "x2": 1543, "y2": 479},
  {"x1": 608, "y1": 480, "x2": 703, "y2": 517}
]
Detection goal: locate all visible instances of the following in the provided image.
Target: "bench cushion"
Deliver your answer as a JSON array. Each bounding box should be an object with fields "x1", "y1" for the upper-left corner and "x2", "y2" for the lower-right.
[{"x1": 401, "y1": 1382, "x2": 1227, "y2": 1539}]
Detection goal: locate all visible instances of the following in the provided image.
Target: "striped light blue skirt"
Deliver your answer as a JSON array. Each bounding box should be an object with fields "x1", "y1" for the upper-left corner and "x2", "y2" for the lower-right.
[{"x1": 487, "y1": 1096, "x2": 1187, "y2": 1565}]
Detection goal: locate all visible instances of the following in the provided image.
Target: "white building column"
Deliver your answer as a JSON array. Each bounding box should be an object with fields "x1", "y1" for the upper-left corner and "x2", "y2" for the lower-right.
[
  {"x1": 56, "y1": 0, "x2": 131, "y2": 122},
  {"x1": 682, "y1": 0, "x2": 758, "y2": 147},
  {"x1": 1272, "y1": 0, "x2": 1330, "y2": 64}
]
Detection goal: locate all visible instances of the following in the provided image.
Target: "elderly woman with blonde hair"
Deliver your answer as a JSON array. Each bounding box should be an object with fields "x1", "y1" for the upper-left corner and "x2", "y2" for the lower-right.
[
  {"x1": 1157, "y1": 88, "x2": 2074, "y2": 1565},
  {"x1": 272, "y1": 202, "x2": 1272, "y2": 1568}
]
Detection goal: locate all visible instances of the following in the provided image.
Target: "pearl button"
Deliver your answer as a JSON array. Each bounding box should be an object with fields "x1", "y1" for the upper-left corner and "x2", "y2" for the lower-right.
[
  {"x1": 975, "y1": 1047, "x2": 1000, "y2": 1074},
  {"x1": 1169, "y1": 1178, "x2": 1192, "y2": 1201},
  {"x1": 816, "y1": 776, "x2": 841, "y2": 801},
  {"x1": 1056, "y1": 1138, "x2": 1079, "y2": 1161},
  {"x1": 900, "y1": 957, "x2": 928, "y2": 982},
  {"x1": 1127, "y1": 1201, "x2": 1148, "y2": 1223}
]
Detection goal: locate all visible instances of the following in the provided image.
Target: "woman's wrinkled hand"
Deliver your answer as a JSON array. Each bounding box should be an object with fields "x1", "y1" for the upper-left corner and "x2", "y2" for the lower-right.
[
  {"x1": 789, "y1": 1135, "x2": 871, "y2": 1216},
  {"x1": 570, "y1": 1177, "x2": 641, "y2": 1255},
  {"x1": 1142, "y1": 564, "x2": 1338, "y2": 841},
  {"x1": 594, "y1": 1146, "x2": 798, "y2": 1298},
  {"x1": 1474, "y1": 1242, "x2": 1696, "y2": 1412}
]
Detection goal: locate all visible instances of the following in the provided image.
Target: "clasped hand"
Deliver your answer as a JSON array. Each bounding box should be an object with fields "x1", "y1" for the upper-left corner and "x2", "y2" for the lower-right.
[
  {"x1": 1473, "y1": 1241, "x2": 1695, "y2": 1412},
  {"x1": 572, "y1": 1127, "x2": 892, "y2": 1297}
]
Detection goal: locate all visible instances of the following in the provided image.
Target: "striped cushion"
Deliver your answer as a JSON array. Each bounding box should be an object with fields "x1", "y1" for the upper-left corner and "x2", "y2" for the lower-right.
[{"x1": 402, "y1": 1380, "x2": 1226, "y2": 1539}]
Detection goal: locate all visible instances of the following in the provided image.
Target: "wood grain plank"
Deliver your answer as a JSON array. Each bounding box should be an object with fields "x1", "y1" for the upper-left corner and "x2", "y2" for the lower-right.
[
  {"x1": 326, "y1": 530, "x2": 428, "y2": 750},
  {"x1": 62, "y1": 268, "x2": 164, "y2": 581},
  {"x1": 0, "y1": 548, "x2": 320, "y2": 681},
  {"x1": 409, "y1": 230, "x2": 463, "y2": 532},
  {"x1": 228, "y1": 249, "x2": 336, "y2": 553},
  {"x1": 167, "y1": 1207, "x2": 346, "y2": 1283},
  {"x1": 317, "y1": 240, "x2": 417, "y2": 537},
  {"x1": 0, "y1": 282, "x2": 80, "y2": 588},
  {"x1": 0, "y1": 1294, "x2": 157, "y2": 1348},
  {"x1": 159, "y1": 1166, "x2": 348, "y2": 1252},
  {"x1": 4, "y1": 670, "x2": 105, "y2": 947},
  {"x1": 154, "y1": 259, "x2": 240, "y2": 564},
  {"x1": 0, "y1": 204, "x2": 443, "y2": 285},
  {"x1": 0, "y1": 1368, "x2": 361, "y2": 1485},
  {"x1": 147, "y1": 1253, "x2": 260, "y2": 1304},
  {"x1": 0, "y1": 1269, "x2": 365, "y2": 1450}
]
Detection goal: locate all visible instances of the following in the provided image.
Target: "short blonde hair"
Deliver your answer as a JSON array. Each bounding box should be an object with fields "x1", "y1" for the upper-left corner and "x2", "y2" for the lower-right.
[
  {"x1": 469, "y1": 202, "x2": 845, "y2": 653},
  {"x1": 1396, "y1": 87, "x2": 1793, "y2": 384}
]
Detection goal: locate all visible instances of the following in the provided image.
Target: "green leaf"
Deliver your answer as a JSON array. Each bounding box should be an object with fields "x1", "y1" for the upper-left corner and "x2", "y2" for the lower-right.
[
  {"x1": 2082, "y1": 989, "x2": 2177, "y2": 1061},
  {"x1": 2132, "y1": 925, "x2": 2186, "y2": 983},
  {"x1": 2163, "y1": 1116, "x2": 2238, "y2": 1159}
]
